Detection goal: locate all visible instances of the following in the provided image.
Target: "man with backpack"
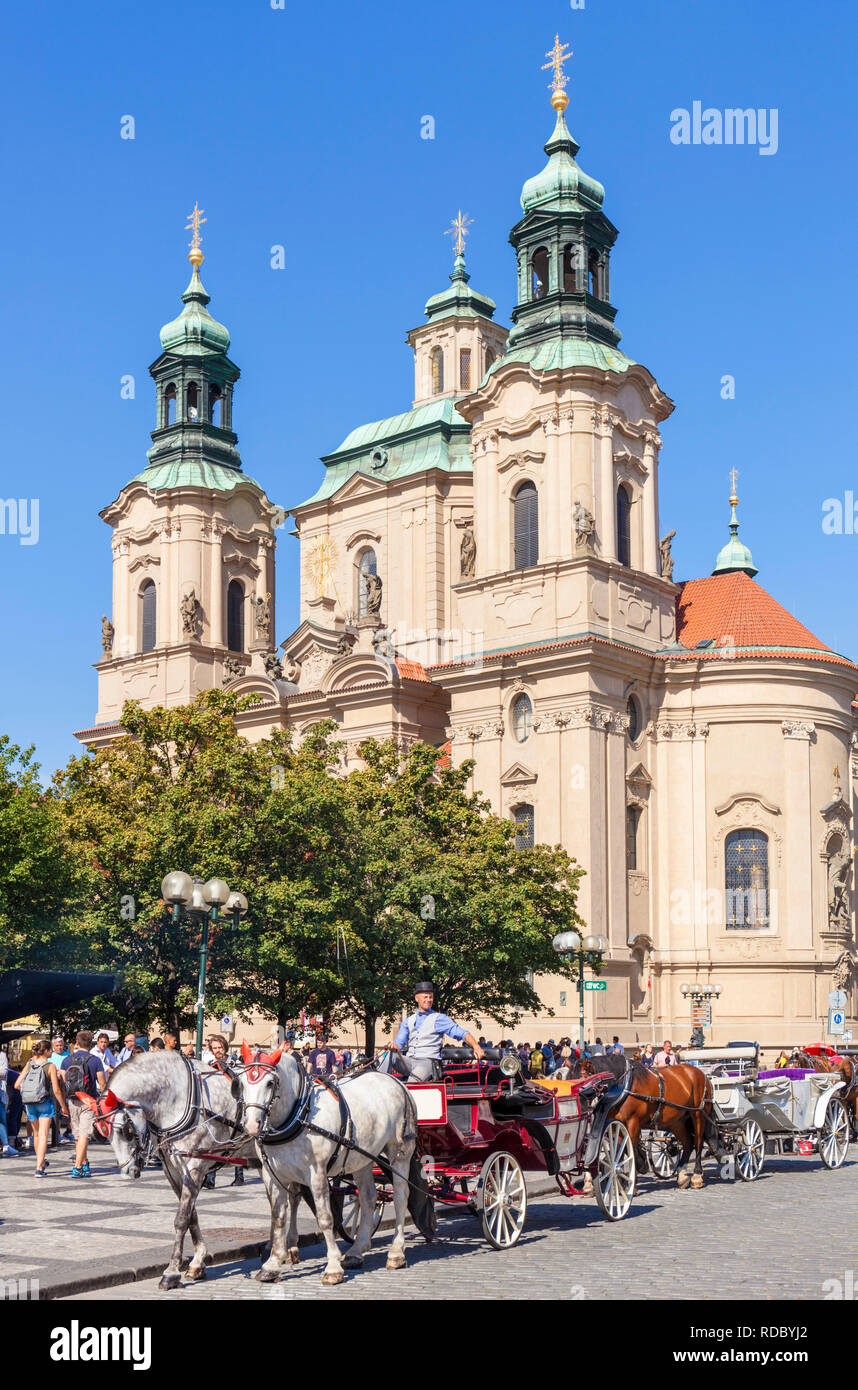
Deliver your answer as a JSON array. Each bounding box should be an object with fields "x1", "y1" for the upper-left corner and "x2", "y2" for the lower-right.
[
  {"x1": 61, "y1": 1031, "x2": 107, "y2": 1178},
  {"x1": 15, "y1": 1041, "x2": 69, "y2": 1176}
]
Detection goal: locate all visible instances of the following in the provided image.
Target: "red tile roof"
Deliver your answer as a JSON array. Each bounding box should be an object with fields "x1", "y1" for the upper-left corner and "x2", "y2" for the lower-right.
[
  {"x1": 395, "y1": 657, "x2": 431, "y2": 682},
  {"x1": 675, "y1": 571, "x2": 847, "y2": 661}
]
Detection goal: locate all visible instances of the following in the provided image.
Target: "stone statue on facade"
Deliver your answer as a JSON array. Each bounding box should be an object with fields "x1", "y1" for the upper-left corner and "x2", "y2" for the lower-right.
[
  {"x1": 828, "y1": 847, "x2": 853, "y2": 932},
  {"x1": 336, "y1": 630, "x2": 356, "y2": 657},
  {"x1": 460, "y1": 527, "x2": 476, "y2": 577},
  {"x1": 364, "y1": 572, "x2": 383, "y2": 616},
  {"x1": 263, "y1": 650, "x2": 283, "y2": 680},
  {"x1": 100, "y1": 615, "x2": 114, "y2": 656},
  {"x1": 833, "y1": 949, "x2": 855, "y2": 991},
  {"x1": 573, "y1": 501, "x2": 596, "y2": 551},
  {"x1": 253, "y1": 593, "x2": 271, "y2": 640},
  {"x1": 180, "y1": 589, "x2": 199, "y2": 636},
  {"x1": 372, "y1": 627, "x2": 395, "y2": 661},
  {"x1": 659, "y1": 530, "x2": 676, "y2": 581},
  {"x1": 222, "y1": 654, "x2": 243, "y2": 682}
]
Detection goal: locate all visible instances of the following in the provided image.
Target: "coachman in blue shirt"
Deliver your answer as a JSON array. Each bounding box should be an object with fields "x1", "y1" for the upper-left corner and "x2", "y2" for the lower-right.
[{"x1": 383, "y1": 981, "x2": 485, "y2": 1081}]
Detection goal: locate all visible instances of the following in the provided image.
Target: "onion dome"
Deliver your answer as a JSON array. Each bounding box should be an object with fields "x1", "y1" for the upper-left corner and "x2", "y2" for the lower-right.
[
  {"x1": 520, "y1": 105, "x2": 605, "y2": 215},
  {"x1": 713, "y1": 480, "x2": 758, "y2": 578},
  {"x1": 159, "y1": 263, "x2": 231, "y2": 356}
]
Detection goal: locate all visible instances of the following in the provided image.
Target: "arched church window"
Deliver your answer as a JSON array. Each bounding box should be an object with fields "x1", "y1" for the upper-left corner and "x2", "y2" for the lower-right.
[
  {"x1": 512, "y1": 693, "x2": 533, "y2": 743},
  {"x1": 563, "y1": 244, "x2": 577, "y2": 291},
  {"x1": 209, "y1": 385, "x2": 222, "y2": 427},
  {"x1": 588, "y1": 248, "x2": 600, "y2": 297},
  {"x1": 514, "y1": 804, "x2": 535, "y2": 850},
  {"x1": 459, "y1": 348, "x2": 471, "y2": 391},
  {"x1": 140, "y1": 580, "x2": 156, "y2": 653},
  {"x1": 431, "y1": 347, "x2": 444, "y2": 395},
  {"x1": 513, "y1": 482, "x2": 539, "y2": 570},
  {"x1": 616, "y1": 484, "x2": 632, "y2": 567},
  {"x1": 357, "y1": 549, "x2": 377, "y2": 619},
  {"x1": 725, "y1": 829, "x2": 769, "y2": 929},
  {"x1": 485, "y1": 348, "x2": 496, "y2": 371},
  {"x1": 227, "y1": 579, "x2": 245, "y2": 653},
  {"x1": 164, "y1": 384, "x2": 177, "y2": 427},
  {"x1": 186, "y1": 382, "x2": 199, "y2": 422},
  {"x1": 531, "y1": 247, "x2": 549, "y2": 300},
  {"x1": 627, "y1": 694, "x2": 641, "y2": 742},
  {"x1": 626, "y1": 806, "x2": 640, "y2": 871}
]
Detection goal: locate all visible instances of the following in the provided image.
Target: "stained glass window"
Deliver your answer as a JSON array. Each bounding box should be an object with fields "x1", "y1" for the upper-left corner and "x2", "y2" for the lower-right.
[
  {"x1": 514, "y1": 805, "x2": 534, "y2": 850},
  {"x1": 725, "y1": 828, "x2": 769, "y2": 929}
]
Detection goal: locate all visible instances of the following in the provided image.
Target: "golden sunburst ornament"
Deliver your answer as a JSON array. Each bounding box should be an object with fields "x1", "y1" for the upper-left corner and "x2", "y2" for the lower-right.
[{"x1": 306, "y1": 534, "x2": 338, "y2": 599}]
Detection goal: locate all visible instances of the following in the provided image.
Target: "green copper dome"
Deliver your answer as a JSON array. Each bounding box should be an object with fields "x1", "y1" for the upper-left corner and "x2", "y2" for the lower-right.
[
  {"x1": 520, "y1": 109, "x2": 605, "y2": 213},
  {"x1": 424, "y1": 253, "x2": 497, "y2": 322},
  {"x1": 713, "y1": 491, "x2": 758, "y2": 577},
  {"x1": 159, "y1": 265, "x2": 231, "y2": 356}
]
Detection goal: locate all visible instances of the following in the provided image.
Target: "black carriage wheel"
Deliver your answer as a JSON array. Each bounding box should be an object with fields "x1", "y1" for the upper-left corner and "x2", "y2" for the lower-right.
[
  {"x1": 330, "y1": 1179, "x2": 384, "y2": 1245},
  {"x1": 594, "y1": 1119, "x2": 635, "y2": 1221},
  {"x1": 477, "y1": 1152, "x2": 527, "y2": 1249},
  {"x1": 820, "y1": 1097, "x2": 850, "y2": 1170}
]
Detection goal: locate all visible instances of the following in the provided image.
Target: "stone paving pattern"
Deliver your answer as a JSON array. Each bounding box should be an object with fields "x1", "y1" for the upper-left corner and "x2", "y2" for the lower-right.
[{"x1": 38, "y1": 1146, "x2": 858, "y2": 1301}]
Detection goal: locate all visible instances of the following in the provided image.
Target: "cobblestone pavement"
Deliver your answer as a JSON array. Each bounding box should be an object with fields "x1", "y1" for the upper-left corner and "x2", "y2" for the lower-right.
[{"x1": 65, "y1": 1151, "x2": 858, "y2": 1301}]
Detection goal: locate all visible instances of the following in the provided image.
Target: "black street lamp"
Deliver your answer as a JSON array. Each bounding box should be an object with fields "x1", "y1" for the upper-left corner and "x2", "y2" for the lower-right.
[
  {"x1": 161, "y1": 872, "x2": 248, "y2": 1057},
  {"x1": 552, "y1": 930, "x2": 608, "y2": 1055}
]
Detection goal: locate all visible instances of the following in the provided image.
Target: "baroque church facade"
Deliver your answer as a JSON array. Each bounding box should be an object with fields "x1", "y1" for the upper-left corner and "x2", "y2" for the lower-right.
[{"x1": 76, "y1": 79, "x2": 858, "y2": 1050}]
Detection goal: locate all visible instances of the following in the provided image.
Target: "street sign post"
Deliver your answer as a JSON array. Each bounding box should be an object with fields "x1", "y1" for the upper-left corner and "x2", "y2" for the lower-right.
[
  {"x1": 828, "y1": 1009, "x2": 846, "y2": 1036},
  {"x1": 583, "y1": 980, "x2": 607, "y2": 992},
  {"x1": 828, "y1": 989, "x2": 847, "y2": 1010},
  {"x1": 691, "y1": 1001, "x2": 712, "y2": 1027}
]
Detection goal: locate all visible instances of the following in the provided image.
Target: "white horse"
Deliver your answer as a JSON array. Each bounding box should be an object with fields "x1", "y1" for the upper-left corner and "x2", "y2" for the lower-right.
[
  {"x1": 77, "y1": 1049, "x2": 253, "y2": 1290},
  {"x1": 236, "y1": 1043, "x2": 434, "y2": 1285}
]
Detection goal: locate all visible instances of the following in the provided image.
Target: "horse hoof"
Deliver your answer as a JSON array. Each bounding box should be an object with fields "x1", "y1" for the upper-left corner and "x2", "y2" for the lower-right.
[
  {"x1": 691, "y1": 1173, "x2": 704, "y2": 1190},
  {"x1": 288, "y1": 1247, "x2": 301, "y2": 1265},
  {"x1": 386, "y1": 1254, "x2": 407, "y2": 1270},
  {"x1": 676, "y1": 1170, "x2": 691, "y2": 1190},
  {"x1": 255, "y1": 1267, "x2": 279, "y2": 1284},
  {"x1": 581, "y1": 1173, "x2": 594, "y2": 1196},
  {"x1": 321, "y1": 1271, "x2": 345, "y2": 1286},
  {"x1": 158, "y1": 1274, "x2": 182, "y2": 1291},
  {"x1": 343, "y1": 1254, "x2": 363, "y2": 1270},
  {"x1": 185, "y1": 1265, "x2": 207, "y2": 1282}
]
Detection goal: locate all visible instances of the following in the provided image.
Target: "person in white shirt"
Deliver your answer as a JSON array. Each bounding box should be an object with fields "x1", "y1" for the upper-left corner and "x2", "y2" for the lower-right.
[
  {"x1": 90, "y1": 1033, "x2": 117, "y2": 1077},
  {"x1": 115, "y1": 1033, "x2": 137, "y2": 1064}
]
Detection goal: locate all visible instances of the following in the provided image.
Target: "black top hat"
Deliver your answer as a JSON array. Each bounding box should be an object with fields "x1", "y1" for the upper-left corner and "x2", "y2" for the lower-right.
[{"x1": 413, "y1": 980, "x2": 435, "y2": 995}]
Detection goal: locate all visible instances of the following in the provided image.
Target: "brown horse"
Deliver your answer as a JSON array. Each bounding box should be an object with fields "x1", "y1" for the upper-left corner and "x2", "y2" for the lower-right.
[
  {"x1": 605, "y1": 1061, "x2": 714, "y2": 1190},
  {"x1": 788, "y1": 1050, "x2": 858, "y2": 1136}
]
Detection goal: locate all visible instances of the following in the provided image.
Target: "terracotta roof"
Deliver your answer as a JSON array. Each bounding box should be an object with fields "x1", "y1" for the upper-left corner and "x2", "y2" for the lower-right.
[
  {"x1": 674, "y1": 571, "x2": 850, "y2": 663},
  {"x1": 436, "y1": 739, "x2": 452, "y2": 769},
  {"x1": 395, "y1": 657, "x2": 431, "y2": 682}
]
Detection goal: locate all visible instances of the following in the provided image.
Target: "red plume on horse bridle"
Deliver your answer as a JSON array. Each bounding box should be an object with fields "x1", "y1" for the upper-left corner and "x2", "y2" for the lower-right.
[
  {"x1": 241, "y1": 1038, "x2": 284, "y2": 1084},
  {"x1": 75, "y1": 1088, "x2": 121, "y2": 1138}
]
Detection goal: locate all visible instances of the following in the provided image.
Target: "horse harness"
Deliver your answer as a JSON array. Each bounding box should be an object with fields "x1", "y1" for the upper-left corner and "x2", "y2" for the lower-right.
[{"x1": 616, "y1": 1060, "x2": 712, "y2": 1122}]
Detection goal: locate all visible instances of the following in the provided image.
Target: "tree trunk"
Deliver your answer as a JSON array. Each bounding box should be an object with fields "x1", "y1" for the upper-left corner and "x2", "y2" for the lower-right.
[
  {"x1": 364, "y1": 1015, "x2": 376, "y2": 1057},
  {"x1": 277, "y1": 978, "x2": 288, "y2": 1032}
]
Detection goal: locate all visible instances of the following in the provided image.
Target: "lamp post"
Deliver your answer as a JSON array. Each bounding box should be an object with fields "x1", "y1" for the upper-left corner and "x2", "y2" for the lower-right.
[
  {"x1": 161, "y1": 872, "x2": 249, "y2": 1058},
  {"x1": 681, "y1": 982, "x2": 722, "y2": 1046},
  {"x1": 552, "y1": 930, "x2": 608, "y2": 1055}
]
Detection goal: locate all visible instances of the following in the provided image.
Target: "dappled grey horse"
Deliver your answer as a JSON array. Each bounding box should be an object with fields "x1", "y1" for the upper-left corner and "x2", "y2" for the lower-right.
[
  {"x1": 79, "y1": 1049, "x2": 253, "y2": 1290},
  {"x1": 236, "y1": 1043, "x2": 434, "y2": 1285}
]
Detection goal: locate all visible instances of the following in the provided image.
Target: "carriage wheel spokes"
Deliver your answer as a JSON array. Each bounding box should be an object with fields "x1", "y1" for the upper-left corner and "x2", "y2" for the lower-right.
[
  {"x1": 735, "y1": 1118, "x2": 765, "y2": 1181},
  {"x1": 820, "y1": 1098, "x2": 850, "y2": 1169},
  {"x1": 646, "y1": 1132, "x2": 682, "y2": 1180},
  {"x1": 594, "y1": 1119, "x2": 635, "y2": 1221},
  {"x1": 478, "y1": 1152, "x2": 527, "y2": 1249}
]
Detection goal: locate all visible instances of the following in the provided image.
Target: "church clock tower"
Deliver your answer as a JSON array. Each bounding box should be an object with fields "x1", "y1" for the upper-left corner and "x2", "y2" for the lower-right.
[{"x1": 78, "y1": 209, "x2": 279, "y2": 748}]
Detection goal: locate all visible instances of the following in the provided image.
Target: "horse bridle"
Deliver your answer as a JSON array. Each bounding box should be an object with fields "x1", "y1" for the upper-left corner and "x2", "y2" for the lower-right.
[{"x1": 235, "y1": 1052, "x2": 314, "y2": 1144}]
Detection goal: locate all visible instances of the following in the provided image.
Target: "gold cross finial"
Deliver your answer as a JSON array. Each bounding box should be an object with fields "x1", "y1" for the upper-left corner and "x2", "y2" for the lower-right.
[
  {"x1": 445, "y1": 210, "x2": 473, "y2": 258},
  {"x1": 543, "y1": 34, "x2": 572, "y2": 111},
  {"x1": 185, "y1": 202, "x2": 206, "y2": 267},
  {"x1": 729, "y1": 467, "x2": 739, "y2": 505}
]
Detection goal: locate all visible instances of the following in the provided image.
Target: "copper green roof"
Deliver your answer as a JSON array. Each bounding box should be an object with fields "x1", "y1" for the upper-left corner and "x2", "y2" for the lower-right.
[
  {"x1": 713, "y1": 494, "x2": 758, "y2": 577},
  {"x1": 159, "y1": 266, "x2": 231, "y2": 356},
  {"x1": 297, "y1": 398, "x2": 471, "y2": 506},
  {"x1": 131, "y1": 459, "x2": 265, "y2": 494},
  {"x1": 520, "y1": 109, "x2": 605, "y2": 214},
  {"x1": 486, "y1": 336, "x2": 636, "y2": 379},
  {"x1": 424, "y1": 253, "x2": 497, "y2": 322}
]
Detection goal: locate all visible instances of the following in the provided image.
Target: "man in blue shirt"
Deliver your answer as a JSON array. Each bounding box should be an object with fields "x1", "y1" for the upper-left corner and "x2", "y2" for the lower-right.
[{"x1": 385, "y1": 981, "x2": 485, "y2": 1081}]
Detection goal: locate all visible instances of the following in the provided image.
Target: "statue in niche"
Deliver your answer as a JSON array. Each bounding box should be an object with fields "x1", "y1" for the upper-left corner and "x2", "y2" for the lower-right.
[
  {"x1": 460, "y1": 527, "x2": 476, "y2": 577},
  {"x1": 572, "y1": 501, "x2": 596, "y2": 551},
  {"x1": 253, "y1": 593, "x2": 271, "y2": 639},
  {"x1": 100, "y1": 615, "x2": 114, "y2": 656},
  {"x1": 828, "y1": 843, "x2": 853, "y2": 932},
  {"x1": 180, "y1": 589, "x2": 199, "y2": 635},
  {"x1": 659, "y1": 530, "x2": 676, "y2": 581},
  {"x1": 364, "y1": 572, "x2": 383, "y2": 616}
]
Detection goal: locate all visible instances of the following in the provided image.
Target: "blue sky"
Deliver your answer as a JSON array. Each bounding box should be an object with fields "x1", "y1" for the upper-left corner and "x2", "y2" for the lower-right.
[{"x1": 2, "y1": 0, "x2": 856, "y2": 778}]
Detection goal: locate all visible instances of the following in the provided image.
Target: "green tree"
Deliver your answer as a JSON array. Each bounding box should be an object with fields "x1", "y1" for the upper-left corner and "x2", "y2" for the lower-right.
[
  {"x1": 334, "y1": 739, "x2": 583, "y2": 1053},
  {"x1": 55, "y1": 691, "x2": 345, "y2": 1035}
]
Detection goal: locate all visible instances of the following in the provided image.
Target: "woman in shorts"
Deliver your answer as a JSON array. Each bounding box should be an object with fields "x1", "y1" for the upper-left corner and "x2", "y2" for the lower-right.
[{"x1": 15, "y1": 1041, "x2": 69, "y2": 1176}]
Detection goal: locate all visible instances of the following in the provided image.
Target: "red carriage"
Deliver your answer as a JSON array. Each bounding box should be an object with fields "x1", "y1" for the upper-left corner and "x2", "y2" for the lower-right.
[{"x1": 331, "y1": 1047, "x2": 636, "y2": 1248}]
